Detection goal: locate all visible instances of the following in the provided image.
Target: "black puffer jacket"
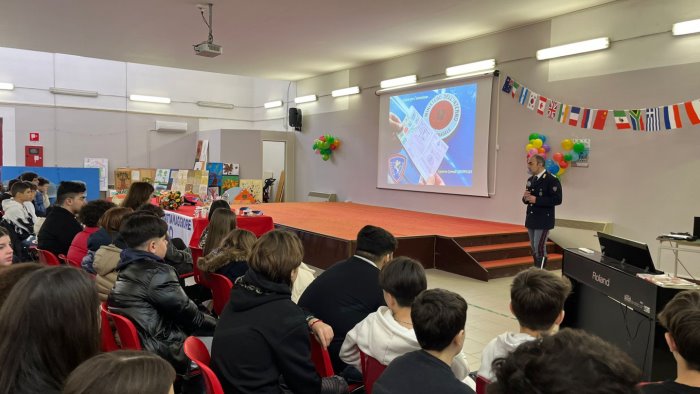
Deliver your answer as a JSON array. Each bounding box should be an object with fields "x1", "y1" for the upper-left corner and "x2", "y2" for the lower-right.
[{"x1": 108, "y1": 248, "x2": 217, "y2": 373}]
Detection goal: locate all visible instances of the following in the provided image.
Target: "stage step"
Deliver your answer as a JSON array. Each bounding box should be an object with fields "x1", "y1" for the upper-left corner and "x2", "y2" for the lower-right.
[
  {"x1": 464, "y1": 241, "x2": 557, "y2": 261},
  {"x1": 454, "y1": 232, "x2": 530, "y2": 248},
  {"x1": 480, "y1": 253, "x2": 563, "y2": 279}
]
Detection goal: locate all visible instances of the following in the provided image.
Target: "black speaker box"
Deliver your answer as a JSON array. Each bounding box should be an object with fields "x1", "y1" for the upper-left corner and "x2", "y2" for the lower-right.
[{"x1": 289, "y1": 107, "x2": 302, "y2": 131}]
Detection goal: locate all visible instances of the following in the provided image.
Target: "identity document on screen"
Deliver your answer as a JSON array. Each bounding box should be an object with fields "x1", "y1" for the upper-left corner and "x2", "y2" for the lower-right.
[{"x1": 377, "y1": 77, "x2": 493, "y2": 197}]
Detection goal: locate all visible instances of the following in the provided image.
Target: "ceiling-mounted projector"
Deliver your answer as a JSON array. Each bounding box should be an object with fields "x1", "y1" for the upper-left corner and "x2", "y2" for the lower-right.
[
  {"x1": 193, "y1": 3, "x2": 221, "y2": 57},
  {"x1": 195, "y1": 42, "x2": 222, "y2": 57}
]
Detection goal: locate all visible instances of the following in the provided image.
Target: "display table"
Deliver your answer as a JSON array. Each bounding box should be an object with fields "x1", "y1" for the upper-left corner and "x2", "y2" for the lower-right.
[
  {"x1": 163, "y1": 205, "x2": 274, "y2": 247},
  {"x1": 656, "y1": 236, "x2": 700, "y2": 277}
]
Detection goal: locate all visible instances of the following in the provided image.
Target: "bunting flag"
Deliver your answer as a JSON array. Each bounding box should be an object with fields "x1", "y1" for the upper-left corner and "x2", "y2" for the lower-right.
[
  {"x1": 629, "y1": 110, "x2": 645, "y2": 131},
  {"x1": 569, "y1": 107, "x2": 581, "y2": 126},
  {"x1": 685, "y1": 99, "x2": 700, "y2": 125},
  {"x1": 547, "y1": 100, "x2": 559, "y2": 120},
  {"x1": 580, "y1": 108, "x2": 593, "y2": 129},
  {"x1": 663, "y1": 104, "x2": 682, "y2": 130},
  {"x1": 557, "y1": 104, "x2": 571, "y2": 124},
  {"x1": 527, "y1": 93, "x2": 539, "y2": 111},
  {"x1": 500, "y1": 75, "x2": 700, "y2": 131},
  {"x1": 592, "y1": 109, "x2": 609, "y2": 130},
  {"x1": 502, "y1": 77, "x2": 513, "y2": 94},
  {"x1": 537, "y1": 96, "x2": 548, "y2": 115},
  {"x1": 518, "y1": 87, "x2": 529, "y2": 105},
  {"x1": 613, "y1": 110, "x2": 631, "y2": 130},
  {"x1": 645, "y1": 107, "x2": 661, "y2": 131}
]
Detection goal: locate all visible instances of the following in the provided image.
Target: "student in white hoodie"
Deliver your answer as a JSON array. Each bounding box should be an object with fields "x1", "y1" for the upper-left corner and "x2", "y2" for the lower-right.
[
  {"x1": 478, "y1": 268, "x2": 572, "y2": 381},
  {"x1": 340, "y1": 256, "x2": 471, "y2": 381},
  {"x1": 1, "y1": 181, "x2": 36, "y2": 242}
]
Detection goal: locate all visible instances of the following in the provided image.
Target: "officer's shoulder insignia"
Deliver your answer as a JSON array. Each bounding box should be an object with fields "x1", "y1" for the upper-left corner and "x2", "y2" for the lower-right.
[{"x1": 553, "y1": 186, "x2": 558, "y2": 192}]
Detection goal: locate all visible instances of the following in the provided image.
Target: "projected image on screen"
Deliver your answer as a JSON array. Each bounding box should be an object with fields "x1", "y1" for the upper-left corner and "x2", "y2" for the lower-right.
[{"x1": 378, "y1": 77, "x2": 492, "y2": 197}]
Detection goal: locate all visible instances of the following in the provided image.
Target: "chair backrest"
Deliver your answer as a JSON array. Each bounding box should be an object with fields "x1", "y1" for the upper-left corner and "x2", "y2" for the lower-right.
[
  {"x1": 359, "y1": 350, "x2": 387, "y2": 394},
  {"x1": 207, "y1": 273, "x2": 233, "y2": 316},
  {"x1": 37, "y1": 249, "x2": 61, "y2": 266},
  {"x1": 190, "y1": 247, "x2": 204, "y2": 284},
  {"x1": 99, "y1": 303, "x2": 119, "y2": 352},
  {"x1": 476, "y1": 375, "x2": 491, "y2": 394},
  {"x1": 309, "y1": 334, "x2": 335, "y2": 377},
  {"x1": 184, "y1": 337, "x2": 224, "y2": 394},
  {"x1": 104, "y1": 307, "x2": 142, "y2": 350},
  {"x1": 59, "y1": 254, "x2": 82, "y2": 268}
]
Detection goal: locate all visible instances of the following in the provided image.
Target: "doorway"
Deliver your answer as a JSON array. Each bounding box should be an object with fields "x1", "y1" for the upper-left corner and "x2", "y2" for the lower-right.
[{"x1": 262, "y1": 140, "x2": 286, "y2": 202}]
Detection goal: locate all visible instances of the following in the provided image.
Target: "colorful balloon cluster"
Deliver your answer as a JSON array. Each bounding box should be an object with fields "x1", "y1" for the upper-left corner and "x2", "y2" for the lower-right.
[
  {"x1": 312, "y1": 134, "x2": 341, "y2": 161},
  {"x1": 525, "y1": 133, "x2": 586, "y2": 177}
]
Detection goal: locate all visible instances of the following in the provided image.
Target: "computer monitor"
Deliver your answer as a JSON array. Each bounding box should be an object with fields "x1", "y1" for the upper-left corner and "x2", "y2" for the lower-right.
[{"x1": 597, "y1": 232, "x2": 660, "y2": 273}]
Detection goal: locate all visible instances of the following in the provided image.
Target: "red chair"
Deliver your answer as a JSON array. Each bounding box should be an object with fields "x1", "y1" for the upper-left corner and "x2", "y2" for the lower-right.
[
  {"x1": 100, "y1": 303, "x2": 120, "y2": 352},
  {"x1": 59, "y1": 254, "x2": 82, "y2": 268},
  {"x1": 103, "y1": 306, "x2": 142, "y2": 350},
  {"x1": 190, "y1": 247, "x2": 205, "y2": 284},
  {"x1": 184, "y1": 336, "x2": 224, "y2": 394},
  {"x1": 207, "y1": 273, "x2": 233, "y2": 316},
  {"x1": 359, "y1": 350, "x2": 387, "y2": 394},
  {"x1": 476, "y1": 375, "x2": 491, "y2": 394},
  {"x1": 309, "y1": 336, "x2": 363, "y2": 391},
  {"x1": 37, "y1": 249, "x2": 61, "y2": 266}
]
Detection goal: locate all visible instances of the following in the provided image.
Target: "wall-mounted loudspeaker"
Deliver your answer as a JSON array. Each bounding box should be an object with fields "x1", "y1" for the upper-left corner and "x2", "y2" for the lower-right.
[{"x1": 289, "y1": 107, "x2": 302, "y2": 131}]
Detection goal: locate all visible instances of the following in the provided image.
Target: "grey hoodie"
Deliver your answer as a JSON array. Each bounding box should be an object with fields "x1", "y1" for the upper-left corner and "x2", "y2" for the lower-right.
[{"x1": 477, "y1": 331, "x2": 536, "y2": 381}]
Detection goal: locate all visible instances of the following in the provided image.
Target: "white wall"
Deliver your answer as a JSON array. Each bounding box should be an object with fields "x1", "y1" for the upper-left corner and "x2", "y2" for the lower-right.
[{"x1": 293, "y1": 0, "x2": 700, "y2": 278}]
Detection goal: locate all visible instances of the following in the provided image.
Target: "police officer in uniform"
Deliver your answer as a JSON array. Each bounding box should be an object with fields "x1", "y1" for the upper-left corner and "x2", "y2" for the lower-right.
[{"x1": 522, "y1": 155, "x2": 562, "y2": 269}]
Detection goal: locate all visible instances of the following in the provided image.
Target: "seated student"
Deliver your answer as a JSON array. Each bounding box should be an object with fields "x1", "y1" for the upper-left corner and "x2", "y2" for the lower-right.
[
  {"x1": 23, "y1": 183, "x2": 39, "y2": 225},
  {"x1": 488, "y1": 328, "x2": 641, "y2": 394},
  {"x1": 478, "y1": 268, "x2": 572, "y2": 381},
  {"x1": 0, "y1": 228, "x2": 15, "y2": 266},
  {"x1": 38, "y1": 181, "x2": 87, "y2": 257},
  {"x1": 641, "y1": 290, "x2": 700, "y2": 394},
  {"x1": 67, "y1": 200, "x2": 116, "y2": 265},
  {"x1": 1, "y1": 181, "x2": 37, "y2": 258},
  {"x1": 299, "y1": 225, "x2": 398, "y2": 375},
  {"x1": 198, "y1": 228, "x2": 256, "y2": 282},
  {"x1": 107, "y1": 213, "x2": 216, "y2": 374},
  {"x1": 120, "y1": 182, "x2": 154, "y2": 211},
  {"x1": 373, "y1": 289, "x2": 475, "y2": 394},
  {"x1": 211, "y1": 230, "x2": 347, "y2": 394},
  {"x1": 340, "y1": 257, "x2": 471, "y2": 380},
  {"x1": 0, "y1": 263, "x2": 43, "y2": 307},
  {"x1": 198, "y1": 199, "x2": 232, "y2": 249},
  {"x1": 0, "y1": 266, "x2": 101, "y2": 394},
  {"x1": 83, "y1": 207, "x2": 133, "y2": 274},
  {"x1": 63, "y1": 350, "x2": 176, "y2": 394},
  {"x1": 135, "y1": 204, "x2": 193, "y2": 275},
  {"x1": 35, "y1": 177, "x2": 50, "y2": 217},
  {"x1": 201, "y1": 207, "x2": 237, "y2": 256},
  {"x1": 0, "y1": 179, "x2": 17, "y2": 205}
]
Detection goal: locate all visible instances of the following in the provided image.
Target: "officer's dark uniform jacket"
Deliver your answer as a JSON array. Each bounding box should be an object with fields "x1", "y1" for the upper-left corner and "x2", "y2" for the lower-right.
[{"x1": 522, "y1": 171, "x2": 562, "y2": 230}]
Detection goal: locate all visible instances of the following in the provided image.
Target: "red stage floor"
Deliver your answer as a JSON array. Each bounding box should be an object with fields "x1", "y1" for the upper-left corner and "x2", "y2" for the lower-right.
[{"x1": 258, "y1": 202, "x2": 525, "y2": 240}]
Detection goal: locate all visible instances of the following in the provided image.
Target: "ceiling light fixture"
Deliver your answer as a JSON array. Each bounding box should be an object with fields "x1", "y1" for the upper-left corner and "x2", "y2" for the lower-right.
[
  {"x1": 536, "y1": 37, "x2": 610, "y2": 60},
  {"x1": 331, "y1": 86, "x2": 361, "y2": 97},
  {"x1": 264, "y1": 100, "x2": 283, "y2": 109},
  {"x1": 294, "y1": 95, "x2": 317, "y2": 104},
  {"x1": 380, "y1": 75, "x2": 417, "y2": 89},
  {"x1": 0, "y1": 82, "x2": 15, "y2": 91},
  {"x1": 445, "y1": 59, "x2": 496, "y2": 77},
  {"x1": 672, "y1": 18, "x2": 700, "y2": 36},
  {"x1": 129, "y1": 94, "x2": 171, "y2": 104},
  {"x1": 196, "y1": 100, "x2": 234, "y2": 109},
  {"x1": 49, "y1": 87, "x2": 98, "y2": 97}
]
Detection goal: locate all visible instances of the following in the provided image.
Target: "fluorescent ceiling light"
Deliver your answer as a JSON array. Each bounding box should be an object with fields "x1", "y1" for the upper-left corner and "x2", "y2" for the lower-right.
[
  {"x1": 445, "y1": 59, "x2": 496, "y2": 77},
  {"x1": 0, "y1": 82, "x2": 15, "y2": 91},
  {"x1": 129, "y1": 94, "x2": 171, "y2": 104},
  {"x1": 294, "y1": 94, "x2": 317, "y2": 104},
  {"x1": 380, "y1": 75, "x2": 417, "y2": 89},
  {"x1": 536, "y1": 37, "x2": 610, "y2": 60},
  {"x1": 672, "y1": 18, "x2": 700, "y2": 36},
  {"x1": 264, "y1": 100, "x2": 283, "y2": 109},
  {"x1": 331, "y1": 86, "x2": 360, "y2": 97},
  {"x1": 49, "y1": 87, "x2": 98, "y2": 97},
  {"x1": 196, "y1": 101, "x2": 234, "y2": 109}
]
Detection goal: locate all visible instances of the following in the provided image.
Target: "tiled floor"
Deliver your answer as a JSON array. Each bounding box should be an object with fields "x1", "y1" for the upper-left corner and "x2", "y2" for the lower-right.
[{"x1": 425, "y1": 268, "x2": 561, "y2": 372}]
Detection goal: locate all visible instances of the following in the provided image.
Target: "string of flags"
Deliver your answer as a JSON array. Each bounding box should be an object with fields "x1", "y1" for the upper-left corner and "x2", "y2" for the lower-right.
[{"x1": 502, "y1": 76, "x2": 700, "y2": 131}]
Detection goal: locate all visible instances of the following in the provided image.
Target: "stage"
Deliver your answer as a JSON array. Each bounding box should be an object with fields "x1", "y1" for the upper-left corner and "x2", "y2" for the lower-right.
[{"x1": 259, "y1": 202, "x2": 562, "y2": 281}]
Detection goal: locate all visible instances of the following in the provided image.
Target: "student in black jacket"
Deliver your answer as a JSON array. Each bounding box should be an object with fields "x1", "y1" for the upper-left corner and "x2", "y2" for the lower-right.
[
  {"x1": 37, "y1": 181, "x2": 87, "y2": 257},
  {"x1": 298, "y1": 225, "x2": 398, "y2": 376},
  {"x1": 211, "y1": 230, "x2": 347, "y2": 394}
]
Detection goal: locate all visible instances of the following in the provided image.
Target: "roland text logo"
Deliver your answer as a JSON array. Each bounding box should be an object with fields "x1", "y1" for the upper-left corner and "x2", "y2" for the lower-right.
[{"x1": 592, "y1": 271, "x2": 610, "y2": 287}]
